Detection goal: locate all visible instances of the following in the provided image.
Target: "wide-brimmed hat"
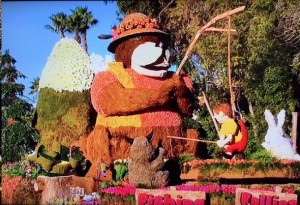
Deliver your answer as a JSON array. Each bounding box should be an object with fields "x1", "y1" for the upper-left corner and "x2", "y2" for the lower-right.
[{"x1": 107, "y1": 13, "x2": 169, "y2": 53}]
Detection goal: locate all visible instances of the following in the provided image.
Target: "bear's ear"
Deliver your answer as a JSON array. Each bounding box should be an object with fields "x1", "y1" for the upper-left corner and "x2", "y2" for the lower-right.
[
  {"x1": 125, "y1": 136, "x2": 134, "y2": 144},
  {"x1": 146, "y1": 131, "x2": 154, "y2": 142}
]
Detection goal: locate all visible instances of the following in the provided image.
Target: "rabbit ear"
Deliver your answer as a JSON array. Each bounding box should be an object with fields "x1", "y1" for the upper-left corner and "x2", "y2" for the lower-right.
[
  {"x1": 264, "y1": 110, "x2": 276, "y2": 127},
  {"x1": 276, "y1": 109, "x2": 285, "y2": 129}
]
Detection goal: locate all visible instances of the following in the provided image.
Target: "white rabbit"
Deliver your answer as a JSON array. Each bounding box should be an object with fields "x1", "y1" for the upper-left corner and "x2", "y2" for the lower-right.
[{"x1": 262, "y1": 109, "x2": 300, "y2": 160}]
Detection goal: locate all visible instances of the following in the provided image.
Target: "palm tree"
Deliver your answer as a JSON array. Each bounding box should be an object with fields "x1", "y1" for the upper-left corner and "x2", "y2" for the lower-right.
[
  {"x1": 29, "y1": 77, "x2": 40, "y2": 95},
  {"x1": 29, "y1": 77, "x2": 40, "y2": 103},
  {"x1": 45, "y1": 12, "x2": 68, "y2": 38},
  {"x1": 68, "y1": 9, "x2": 82, "y2": 45},
  {"x1": 68, "y1": 7, "x2": 98, "y2": 52}
]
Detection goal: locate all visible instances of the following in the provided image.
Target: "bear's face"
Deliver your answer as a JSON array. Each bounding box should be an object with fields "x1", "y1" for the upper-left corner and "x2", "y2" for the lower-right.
[{"x1": 114, "y1": 34, "x2": 170, "y2": 77}]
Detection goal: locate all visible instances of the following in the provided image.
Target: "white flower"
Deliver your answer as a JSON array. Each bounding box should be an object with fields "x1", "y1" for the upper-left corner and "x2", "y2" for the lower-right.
[
  {"x1": 39, "y1": 38, "x2": 94, "y2": 92},
  {"x1": 89, "y1": 53, "x2": 113, "y2": 74}
]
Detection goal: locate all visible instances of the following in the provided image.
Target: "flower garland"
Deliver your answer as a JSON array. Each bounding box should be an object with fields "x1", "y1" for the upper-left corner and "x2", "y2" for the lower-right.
[
  {"x1": 101, "y1": 185, "x2": 136, "y2": 196},
  {"x1": 39, "y1": 38, "x2": 94, "y2": 92},
  {"x1": 115, "y1": 17, "x2": 159, "y2": 36},
  {"x1": 100, "y1": 184, "x2": 298, "y2": 197}
]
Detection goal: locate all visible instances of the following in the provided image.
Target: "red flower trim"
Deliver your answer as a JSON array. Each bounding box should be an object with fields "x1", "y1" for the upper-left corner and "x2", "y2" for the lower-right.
[{"x1": 117, "y1": 17, "x2": 159, "y2": 35}]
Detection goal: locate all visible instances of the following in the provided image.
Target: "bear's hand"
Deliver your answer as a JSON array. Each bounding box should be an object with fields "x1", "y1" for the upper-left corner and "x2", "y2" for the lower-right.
[{"x1": 158, "y1": 75, "x2": 181, "y2": 104}]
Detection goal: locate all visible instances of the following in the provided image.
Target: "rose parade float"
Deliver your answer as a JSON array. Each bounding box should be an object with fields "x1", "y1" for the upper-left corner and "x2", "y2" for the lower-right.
[{"x1": 2, "y1": 8, "x2": 300, "y2": 205}]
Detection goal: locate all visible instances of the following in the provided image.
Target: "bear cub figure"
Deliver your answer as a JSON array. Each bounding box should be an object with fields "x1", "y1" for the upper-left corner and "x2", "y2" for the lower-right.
[{"x1": 128, "y1": 134, "x2": 169, "y2": 188}]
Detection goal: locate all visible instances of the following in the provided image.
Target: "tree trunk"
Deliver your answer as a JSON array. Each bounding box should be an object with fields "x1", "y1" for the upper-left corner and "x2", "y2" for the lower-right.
[
  {"x1": 34, "y1": 175, "x2": 95, "y2": 204},
  {"x1": 74, "y1": 32, "x2": 81, "y2": 44},
  {"x1": 82, "y1": 31, "x2": 88, "y2": 53},
  {"x1": 59, "y1": 31, "x2": 65, "y2": 38}
]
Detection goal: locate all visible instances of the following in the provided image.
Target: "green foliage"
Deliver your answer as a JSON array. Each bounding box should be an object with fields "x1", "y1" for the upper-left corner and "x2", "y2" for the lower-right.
[
  {"x1": 46, "y1": 7, "x2": 98, "y2": 52},
  {"x1": 36, "y1": 87, "x2": 94, "y2": 147},
  {"x1": 100, "y1": 180, "x2": 121, "y2": 188},
  {"x1": 179, "y1": 152, "x2": 196, "y2": 163},
  {"x1": 250, "y1": 149, "x2": 278, "y2": 170},
  {"x1": 2, "y1": 122, "x2": 39, "y2": 163},
  {"x1": 194, "y1": 108, "x2": 221, "y2": 158},
  {"x1": 1, "y1": 50, "x2": 40, "y2": 163},
  {"x1": 114, "y1": 164, "x2": 128, "y2": 181},
  {"x1": 116, "y1": 0, "x2": 163, "y2": 18},
  {"x1": 45, "y1": 12, "x2": 69, "y2": 38},
  {"x1": 2, "y1": 159, "x2": 43, "y2": 179}
]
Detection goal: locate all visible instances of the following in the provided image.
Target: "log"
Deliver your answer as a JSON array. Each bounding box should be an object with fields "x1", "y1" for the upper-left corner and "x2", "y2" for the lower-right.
[
  {"x1": 71, "y1": 176, "x2": 95, "y2": 194},
  {"x1": 291, "y1": 112, "x2": 299, "y2": 153},
  {"x1": 35, "y1": 175, "x2": 73, "y2": 204},
  {"x1": 34, "y1": 175, "x2": 95, "y2": 204},
  {"x1": 34, "y1": 176, "x2": 45, "y2": 191}
]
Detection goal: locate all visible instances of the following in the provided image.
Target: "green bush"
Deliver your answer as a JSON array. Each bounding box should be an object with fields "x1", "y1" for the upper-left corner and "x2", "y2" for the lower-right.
[
  {"x1": 1, "y1": 122, "x2": 39, "y2": 163},
  {"x1": 36, "y1": 87, "x2": 96, "y2": 147}
]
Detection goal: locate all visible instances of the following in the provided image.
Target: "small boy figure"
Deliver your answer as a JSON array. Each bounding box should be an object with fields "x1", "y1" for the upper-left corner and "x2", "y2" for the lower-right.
[{"x1": 213, "y1": 103, "x2": 248, "y2": 159}]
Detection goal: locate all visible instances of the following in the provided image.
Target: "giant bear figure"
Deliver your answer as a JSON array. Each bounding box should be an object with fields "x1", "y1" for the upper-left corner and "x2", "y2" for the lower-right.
[{"x1": 75, "y1": 13, "x2": 198, "y2": 178}]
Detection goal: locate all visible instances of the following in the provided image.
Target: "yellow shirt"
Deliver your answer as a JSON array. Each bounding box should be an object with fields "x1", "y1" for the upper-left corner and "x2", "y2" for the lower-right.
[{"x1": 219, "y1": 119, "x2": 242, "y2": 142}]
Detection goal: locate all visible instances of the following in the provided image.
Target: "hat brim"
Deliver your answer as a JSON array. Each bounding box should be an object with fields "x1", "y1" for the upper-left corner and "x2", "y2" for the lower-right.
[{"x1": 107, "y1": 28, "x2": 169, "y2": 53}]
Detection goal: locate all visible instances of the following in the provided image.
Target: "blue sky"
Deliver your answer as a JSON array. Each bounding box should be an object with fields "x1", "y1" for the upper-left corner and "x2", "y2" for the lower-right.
[{"x1": 2, "y1": 1, "x2": 120, "y2": 103}]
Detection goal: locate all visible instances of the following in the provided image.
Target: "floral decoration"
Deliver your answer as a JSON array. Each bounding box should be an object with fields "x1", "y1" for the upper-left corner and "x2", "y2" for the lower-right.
[
  {"x1": 100, "y1": 183, "x2": 298, "y2": 198},
  {"x1": 182, "y1": 158, "x2": 300, "y2": 170},
  {"x1": 115, "y1": 17, "x2": 159, "y2": 36},
  {"x1": 1, "y1": 176, "x2": 23, "y2": 204},
  {"x1": 39, "y1": 38, "x2": 94, "y2": 92},
  {"x1": 101, "y1": 185, "x2": 136, "y2": 196},
  {"x1": 3, "y1": 160, "x2": 42, "y2": 179},
  {"x1": 89, "y1": 53, "x2": 113, "y2": 74}
]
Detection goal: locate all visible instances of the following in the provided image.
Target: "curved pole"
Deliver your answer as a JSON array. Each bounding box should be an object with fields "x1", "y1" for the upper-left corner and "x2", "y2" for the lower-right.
[{"x1": 176, "y1": 6, "x2": 245, "y2": 75}]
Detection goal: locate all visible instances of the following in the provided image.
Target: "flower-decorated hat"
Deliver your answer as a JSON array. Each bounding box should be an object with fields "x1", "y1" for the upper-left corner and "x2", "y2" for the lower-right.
[{"x1": 107, "y1": 12, "x2": 169, "y2": 53}]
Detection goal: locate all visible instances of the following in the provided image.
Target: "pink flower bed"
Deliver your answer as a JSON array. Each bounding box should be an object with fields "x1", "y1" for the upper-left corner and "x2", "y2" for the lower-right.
[
  {"x1": 175, "y1": 184, "x2": 237, "y2": 194},
  {"x1": 101, "y1": 185, "x2": 136, "y2": 196},
  {"x1": 100, "y1": 184, "x2": 297, "y2": 197},
  {"x1": 1, "y1": 175, "x2": 23, "y2": 204}
]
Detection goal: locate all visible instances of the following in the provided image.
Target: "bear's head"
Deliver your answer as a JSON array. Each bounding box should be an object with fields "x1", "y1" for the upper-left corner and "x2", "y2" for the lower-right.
[
  {"x1": 129, "y1": 136, "x2": 155, "y2": 163},
  {"x1": 108, "y1": 13, "x2": 171, "y2": 78}
]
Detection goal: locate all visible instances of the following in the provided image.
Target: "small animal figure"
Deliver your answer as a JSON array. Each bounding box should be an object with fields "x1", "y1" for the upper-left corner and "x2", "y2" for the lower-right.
[
  {"x1": 262, "y1": 109, "x2": 300, "y2": 160},
  {"x1": 128, "y1": 134, "x2": 169, "y2": 188}
]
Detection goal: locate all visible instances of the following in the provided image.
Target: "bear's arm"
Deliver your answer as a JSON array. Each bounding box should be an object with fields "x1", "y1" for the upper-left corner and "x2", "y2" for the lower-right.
[
  {"x1": 91, "y1": 72, "x2": 175, "y2": 116},
  {"x1": 150, "y1": 147, "x2": 165, "y2": 171},
  {"x1": 173, "y1": 73, "x2": 195, "y2": 117}
]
